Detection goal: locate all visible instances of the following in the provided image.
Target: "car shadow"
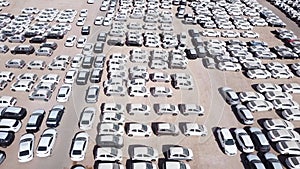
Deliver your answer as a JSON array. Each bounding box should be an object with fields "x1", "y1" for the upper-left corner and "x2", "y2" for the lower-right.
[
  {"x1": 178, "y1": 122, "x2": 186, "y2": 134},
  {"x1": 278, "y1": 154, "x2": 289, "y2": 169},
  {"x1": 240, "y1": 153, "x2": 249, "y2": 169},
  {"x1": 231, "y1": 105, "x2": 244, "y2": 125},
  {"x1": 161, "y1": 144, "x2": 177, "y2": 158},
  {"x1": 211, "y1": 126, "x2": 224, "y2": 154},
  {"x1": 251, "y1": 84, "x2": 259, "y2": 92}
]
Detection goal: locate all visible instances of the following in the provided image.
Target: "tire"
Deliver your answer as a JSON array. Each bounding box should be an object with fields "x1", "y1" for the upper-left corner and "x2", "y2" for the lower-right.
[
  {"x1": 145, "y1": 135, "x2": 149, "y2": 137},
  {"x1": 172, "y1": 113, "x2": 177, "y2": 116},
  {"x1": 186, "y1": 134, "x2": 190, "y2": 136},
  {"x1": 128, "y1": 134, "x2": 133, "y2": 137},
  {"x1": 144, "y1": 95, "x2": 148, "y2": 97}
]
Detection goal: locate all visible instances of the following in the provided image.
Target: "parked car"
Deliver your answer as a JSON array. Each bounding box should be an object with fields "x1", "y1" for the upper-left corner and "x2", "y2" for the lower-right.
[
  {"x1": 26, "y1": 109, "x2": 45, "y2": 133},
  {"x1": 46, "y1": 105, "x2": 64, "y2": 127},
  {"x1": 166, "y1": 146, "x2": 193, "y2": 161},
  {"x1": 130, "y1": 145, "x2": 158, "y2": 161},
  {"x1": 70, "y1": 131, "x2": 89, "y2": 161},
  {"x1": 36, "y1": 128, "x2": 57, "y2": 157},
  {"x1": 18, "y1": 133, "x2": 34, "y2": 162},
  {"x1": 217, "y1": 128, "x2": 237, "y2": 156}
]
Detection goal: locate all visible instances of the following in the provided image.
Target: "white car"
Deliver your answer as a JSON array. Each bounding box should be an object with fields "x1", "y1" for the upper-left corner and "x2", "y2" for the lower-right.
[
  {"x1": 78, "y1": 107, "x2": 95, "y2": 130},
  {"x1": 40, "y1": 74, "x2": 60, "y2": 84},
  {"x1": 241, "y1": 31, "x2": 259, "y2": 38},
  {"x1": 128, "y1": 103, "x2": 151, "y2": 115},
  {"x1": 178, "y1": 104, "x2": 204, "y2": 116},
  {"x1": 271, "y1": 69, "x2": 294, "y2": 79},
  {"x1": 247, "y1": 100, "x2": 274, "y2": 112},
  {"x1": 131, "y1": 161, "x2": 157, "y2": 169},
  {"x1": 79, "y1": 9, "x2": 88, "y2": 17},
  {"x1": 98, "y1": 122, "x2": 124, "y2": 136},
  {"x1": 221, "y1": 30, "x2": 240, "y2": 38},
  {"x1": 266, "y1": 62, "x2": 288, "y2": 71},
  {"x1": 18, "y1": 133, "x2": 35, "y2": 162},
  {"x1": 76, "y1": 17, "x2": 86, "y2": 26},
  {"x1": 95, "y1": 162, "x2": 125, "y2": 169},
  {"x1": 264, "y1": 91, "x2": 292, "y2": 101},
  {"x1": 217, "y1": 62, "x2": 241, "y2": 71},
  {"x1": 126, "y1": 123, "x2": 152, "y2": 137},
  {"x1": 239, "y1": 92, "x2": 265, "y2": 102},
  {"x1": 48, "y1": 60, "x2": 67, "y2": 71},
  {"x1": 263, "y1": 118, "x2": 294, "y2": 130},
  {"x1": 11, "y1": 80, "x2": 34, "y2": 92},
  {"x1": 70, "y1": 132, "x2": 89, "y2": 161},
  {"x1": 35, "y1": 47, "x2": 53, "y2": 56},
  {"x1": 282, "y1": 109, "x2": 300, "y2": 121},
  {"x1": 151, "y1": 86, "x2": 172, "y2": 97},
  {"x1": 276, "y1": 140, "x2": 300, "y2": 155},
  {"x1": 217, "y1": 128, "x2": 237, "y2": 156},
  {"x1": 272, "y1": 99, "x2": 299, "y2": 110},
  {"x1": 76, "y1": 36, "x2": 87, "y2": 48},
  {"x1": 162, "y1": 161, "x2": 190, "y2": 169},
  {"x1": 234, "y1": 128, "x2": 254, "y2": 153},
  {"x1": 167, "y1": 146, "x2": 193, "y2": 161},
  {"x1": 268, "y1": 129, "x2": 300, "y2": 142},
  {"x1": 102, "y1": 103, "x2": 125, "y2": 114},
  {"x1": 101, "y1": 113, "x2": 125, "y2": 125},
  {"x1": 56, "y1": 84, "x2": 72, "y2": 102},
  {"x1": 0, "y1": 96, "x2": 17, "y2": 107},
  {"x1": 202, "y1": 29, "x2": 220, "y2": 37},
  {"x1": 127, "y1": 79, "x2": 146, "y2": 87},
  {"x1": 128, "y1": 86, "x2": 150, "y2": 97},
  {"x1": 182, "y1": 123, "x2": 207, "y2": 136},
  {"x1": 94, "y1": 147, "x2": 122, "y2": 161},
  {"x1": 27, "y1": 60, "x2": 46, "y2": 70},
  {"x1": 36, "y1": 128, "x2": 57, "y2": 157},
  {"x1": 131, "y1": 146, "x2": 158, "y2": 161},
  {"x1": 156, "y1": 104, "x2": 180, "y2": 116},
  {"x1": 256, "y1": 83, "x2": 282, "y2": 93},
  {"x1": 64, "y1": 69, "x2": 77, "y2": 84},
  {"x1": 282, "y1": 83, "x2": 300, "y2": 93},
  {"x1": 286, "y1": 156, "x2": 300, "y2": 169},
  {"x1": 246, "y1": 69, "x2": 271, "y2": 79},
  {"x1": 104, "y1": 85, "x2": 126, "y2": 97},
  {"x1": 64, "y1": 35, "x2": 76, "y2": 47},
  {"x1": 0, "y1": 71, "x2": 15, "y2": 82},
  {"x1": 150, "y1": 72, "x2": 170, "y2": 82},
  {"x1": 94, "y1": 16, "x2": 104, "y2": 25},
  {"x1": 0, "y1": 119, "x2": 22, "y2": 132}
]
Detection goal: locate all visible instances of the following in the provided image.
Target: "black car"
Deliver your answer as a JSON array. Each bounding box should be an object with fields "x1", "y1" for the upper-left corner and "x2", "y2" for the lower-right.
[
  {"x1": 29, "y1": 36, "x2": 47, "y2": 43},
  {"x1": 10, "y1": 45, "x2": 35, "y2": 55},
  {"x1": 248, "y1": 127, "x2": 270, "y2": 152},
  {"x1": 26, "y1": 109, "x2": 45, "y2": 133},
  {"x1": 45, "y1": 31, "x2": 64, "y2": 39},
  {"x1": 46, "y1": 105, "x2": 64, "y2": 127},
  {"x1": 40, "y1": 42, "x2": 57, "y2": 50},
  {"x1": 24, "y1": 31, "x2": 38, "y2": 38},
  {"x1": 0, "y1": 106, "x2": 27, "y2": 120},
  {"x1": 0, "y1": 131, "x2": 14, "y2": 148},
  {"x1": 81, "y1": 25, "x2": 90, "y2": 35},
  {"x1": 185, "y1": 48, "x2": 198, "y2": 59}
]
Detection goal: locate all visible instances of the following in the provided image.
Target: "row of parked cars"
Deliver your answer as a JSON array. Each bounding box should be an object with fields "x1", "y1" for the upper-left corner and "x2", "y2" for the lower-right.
[
  {"x1": 268, "y1": 0, "x2": 300, "y2": 26},
  {"x1": 0, "y1": 104, "x2": 65, "y2": 162}
]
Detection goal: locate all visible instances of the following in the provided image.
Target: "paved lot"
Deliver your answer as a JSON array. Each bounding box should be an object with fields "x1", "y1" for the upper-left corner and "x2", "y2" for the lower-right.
[{"x1": 0, "y1": 0, "x2": 300, "y2": 169}]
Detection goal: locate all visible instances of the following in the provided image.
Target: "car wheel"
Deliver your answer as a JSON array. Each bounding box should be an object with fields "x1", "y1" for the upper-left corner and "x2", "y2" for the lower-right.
[
  {"x1": 288, "y1": 76, "x2": 292, "y2": 79},
  {"x1": 235, "y1": 69, "x2": 239, "y2": 72},
  {"x1": 128, "y1": 134, "x2": 133, "y2": 137},
  {"x1": 144, "y1": 95, "x2": 148, "y2": 97},
  {"x1": 44, "y1": 99, "x2": 48, "y2": 101},
  {"x1": 26, "y1": 89, "x2": 30, "y2": 92},
  {"x1": 172, "y1": 113, "x2": 177, "y2": 116},
  {"x1": 145, "y1": 135, "x2": 149, "y2": 137},
  {"x1": 255, "y1": 36, "x2": 258, "y2": 39},
  {"x1": 49, "y1": 68, "x2": 52, "y2": 70},
  {"x1": 120, "y1": 94, "x2": 125, "y2": 96},
  {"x1": 107, "y1": 94, "x2": 111, "y2": 96},
  {"x1": 167, "y1": 95, "x2": 172, "y2": 97},
  {"x1": 130, "y1": 95, "x2": 134, "y2": 97},
  {"x1": 186, "y1": 134, "x2": 190, "y2": 136},
  {"x1": 28, "y1": 67, "x2": 31, "y2": 70},
  {"x1": 29, "y1": 98, "x2": 33, "y2": 101}
]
